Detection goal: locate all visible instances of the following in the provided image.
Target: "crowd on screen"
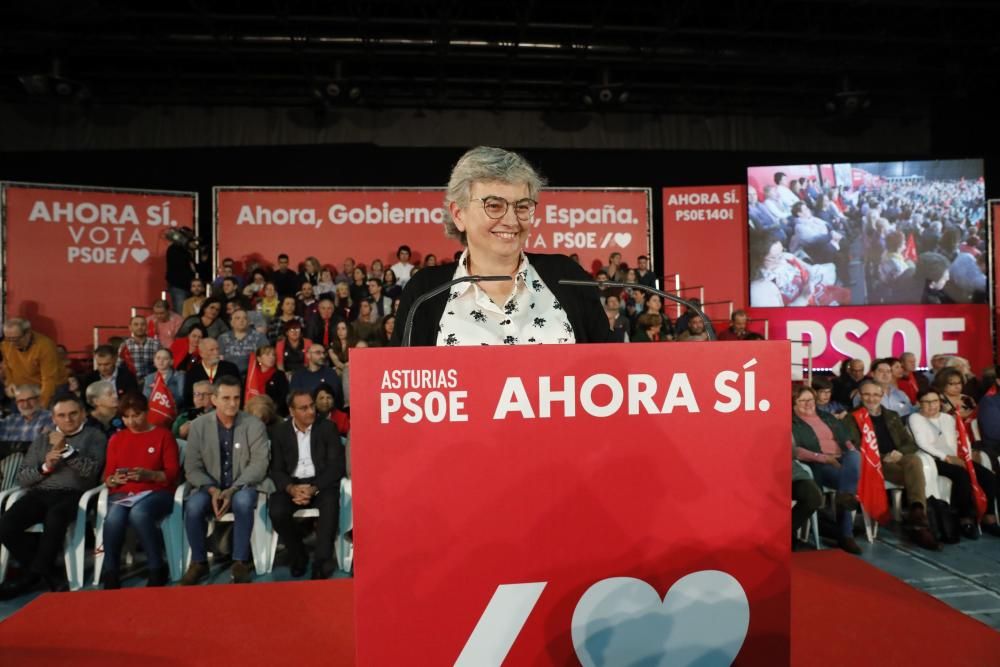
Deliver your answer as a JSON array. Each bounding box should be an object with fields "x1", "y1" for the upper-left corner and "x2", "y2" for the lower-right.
[
  {"x1": 793, "y1": 352, "x2": 1000, "y2": 555},
  {"x1": 0, "y1": 243, "x2": 767, "y2": 597},
  {"x1": 749, "y1": 170, "x2": 986, "y2": 307}
]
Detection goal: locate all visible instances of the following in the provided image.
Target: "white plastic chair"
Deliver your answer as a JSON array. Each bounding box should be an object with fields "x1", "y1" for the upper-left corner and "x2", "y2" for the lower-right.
[
  {"x1": 263, "y1": 476, "x2": 353, "y2": 574},
  {"x1": 792, "y1": 462, "x2": 822, "y2": 549},
  {"x1": 91, "y1": 439, "x2": 187, "y2": 585},
  {"x1": 0, "y1": 484, "x2": 102, "y2": 591},
  {"x1": 181, "y1": 483, "x2": 272, "y2": 574}
]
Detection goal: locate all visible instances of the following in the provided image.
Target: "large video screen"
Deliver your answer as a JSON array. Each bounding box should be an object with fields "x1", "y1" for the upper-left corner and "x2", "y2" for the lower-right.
[{"x1": 746, "y1": 159, "x2": 986, "y2": 307}]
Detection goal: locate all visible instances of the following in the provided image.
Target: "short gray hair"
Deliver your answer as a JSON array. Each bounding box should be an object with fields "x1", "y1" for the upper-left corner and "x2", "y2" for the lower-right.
[
  {"x1": 85, "y1": 380, "x2": 116, "y2": 406},
  {"x1": 3, "y1": 318, "x2": 31, "y2": 335},
  {"x1": 442, "y1": 146, "x2": 546, "y2": 245},
  {"x1": 13, "y1": 383, "x2": 41, "y2": 398},
  {"x1": 192, "y1": 380, "x2": 216, "y2": 395}
]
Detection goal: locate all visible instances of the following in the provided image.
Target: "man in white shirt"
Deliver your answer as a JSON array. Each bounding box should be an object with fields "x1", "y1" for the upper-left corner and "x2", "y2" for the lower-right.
[
  {"x1": 390, "y1": 245, "x2": 415, "y2": 287},
  {"x1": 268, "y1": 390, "x2": 346, "y2": 579}
]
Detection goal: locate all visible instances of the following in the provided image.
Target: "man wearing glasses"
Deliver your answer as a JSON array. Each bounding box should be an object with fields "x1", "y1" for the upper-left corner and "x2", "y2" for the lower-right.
[
  {"x1": 1, "y1": 318, "x2": 68, "y2": 407},
  {"x1": 0, "y1": 385, "x2": 54, "y2": 491},
  {"x1": 392, "y1": 146, "x2": 609, "y2": 347}
]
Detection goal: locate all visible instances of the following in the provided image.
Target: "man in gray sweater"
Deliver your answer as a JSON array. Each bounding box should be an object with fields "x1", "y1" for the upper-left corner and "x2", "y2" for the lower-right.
[{"x1": 0, "y1": 394, "x2": 106, "y2": 597}]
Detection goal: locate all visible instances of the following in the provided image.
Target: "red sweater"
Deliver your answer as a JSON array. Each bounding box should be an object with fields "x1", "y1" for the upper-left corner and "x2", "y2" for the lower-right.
[{"x1": 103, "y1": 426, "x2": 181, "y2": 496}]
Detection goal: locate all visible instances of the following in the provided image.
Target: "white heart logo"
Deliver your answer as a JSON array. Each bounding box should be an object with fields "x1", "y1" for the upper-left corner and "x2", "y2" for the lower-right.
[
  {"x1": 612, "y1": 232, "x2": 632, "y2": 248},
  {"x1": 571, "y1": 571, "x2": 749, "y2": 667},
  {"x1": 131, "y1": 248, "x2": 150, "y2": 263}
]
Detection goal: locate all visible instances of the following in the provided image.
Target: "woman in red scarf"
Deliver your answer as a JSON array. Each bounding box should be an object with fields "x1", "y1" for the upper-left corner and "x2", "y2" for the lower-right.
[
  {"x1": 170, "y1": 325, "x2": 205, "y2": 372},
  {"x1": 247, "y1": 344, "x2": 289, "y2": 416}
]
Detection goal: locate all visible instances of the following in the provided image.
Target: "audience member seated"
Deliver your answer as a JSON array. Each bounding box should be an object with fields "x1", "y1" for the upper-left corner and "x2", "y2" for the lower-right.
[
  {"x1": 219, "y1": 276, "x2": 251, "y2": 311},
  {"x1": 853, "y1": 358, "x2": 914, "y2": 418},
  {"x1": 170, "y1": 325, "x2": 205, "y2": 373},
  {"x1": 246, "y1": 345, "x2": 289, "y2": 417},
  {"x1": 977, "y1": 368, "x2": 1000, "y2": 471},
  {"x1": 0, "y1": 385, "x2": 54, "y2": 484},
  {"x1": 149, "y1": 299, "x2": 184, "y2": 349},
  {"x1": 297, "y1": 282, "x2": 320, "y2": 322},
  {"x1": 182, "y1": 338, "x2": 240, "y2": 408},
  {"x1": 909, "y1": 389, "x2": 1000, "y2": 540},
  {"x1": 374, "y1": 315, "x2": 396, "y2": 348},
  {"x1": 118, "y1": 315, "x2": 160, "y2": 379},
  {"x1": 142, "y1": 348, "x2": 186, "y2": 411},
  {"x1": 178, "y1": 298, "x2": 229, "y2": 339},
  {"x1": 299, "y1": 256, "x2": 321, "y2": 286},
  {"x1": 181, "y1": 376, "x2": 272, "y2": 585},
  {"x1": 897, "y1": 352, "x2": 928, "y2": 404},
  {"x1": 328, "y1": 321, "x2": 356, "y2": 376},
  {"x1": 276, "y1": 321, "x2": 312, "y2": 374},
  {"x1": 676, "y1": 315, "x2": 710, "y2": 342},
  {"x1": 605, "y1": 294, "x2": 629, "y2": 342},
  {"x1": 217, "y1": 308, "x2": 267, "y2": 377},
  {"x1": 315, "y1": 268, "x2": 336, "y2": 297},
  {"x1": 305, "y1": 297, "x2": 344, "y2": 349},
  {"x1": 642, "y1": 294, "x2": 675, "y2": 339},
  {"x1": 792, "y1": 386, "x2": 862, "y2": 554},
  {"x1": 635, "y1": 255, "x2": 658, "y2": 289},
  {"x1": 100, "y1": 393, "x2": 182, "y2": 589},
  {"x1": 933, "y1": 367, "x2": 976, "y2": 427},
  {"x1": 85, "y1": 380, "x2": 125, "y2": 439},
  {"x1": 267, "y1": 296, "x2": 304, "y2": 344},
  {"x1": 832, "y1": 358, "x2": 865, "y2": 407},
  {"x1": 631, "y1": 312, "x2": 666, "y2": 343},
  {"x1": 390, "y1": 245, "x2": 415, "y2": 287},
  {"x1": 81, "y1": 345, "x2": 139, "y2": 400},
  {"x1": 716, "y1": 310, "x2": 761, "y2": 341},
  {"x1": 182, "y1": 278, "x2": 207, "y2": 318},
  {"x1": 349, "y1": 267, "x2": 369, "y2": 304},
  {"x1": 845, "y1": 380, "x2": 939, "y2": 550},
  {"x1": 352, "y1": 300, "x2": 380, "y2": 343},
  {"x1": 811, "y1": 377, "x2": 847, "y2": 419},
  {"x1": 272, "y1": 254, "x2": 301, "y2": 299},
  {"x1": 173, "y1": 381, "x2": 214, "y2": 440},
  {"x1": 382, "y1": 268, "x2": 401, "y2": 301},
  {"x1": 268, "y1": 390, "x2": 346, "y2": 579},
  {"x1": 1, "y1": 318, "x2": 69, "y2": 407},
  {"x1": 290, "y1": 344, "x2": 344, "y2": 407},
  {"x1": 0, "y1": 394, "x2": 106, "y2": 598},
  {"x1": 244, "y1": 394, "x2": 279, "y2": 430},
  {"x1": 255, "y1": 282, "x2": 280, "y2": 320}
]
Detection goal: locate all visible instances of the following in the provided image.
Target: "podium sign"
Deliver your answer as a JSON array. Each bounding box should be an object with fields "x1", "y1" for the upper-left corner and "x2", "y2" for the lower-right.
[{"x1": 352, "y1": 342, "x2": 791, "y2": 665}]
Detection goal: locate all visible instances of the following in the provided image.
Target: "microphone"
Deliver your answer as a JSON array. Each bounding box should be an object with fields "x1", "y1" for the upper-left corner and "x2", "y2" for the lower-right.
[
  {"x1": 558, "y1": 279, "x2": 718, "y2": 341},
  {"x1": 401, "y1": 275, "x2": 513, "y2": 347}
]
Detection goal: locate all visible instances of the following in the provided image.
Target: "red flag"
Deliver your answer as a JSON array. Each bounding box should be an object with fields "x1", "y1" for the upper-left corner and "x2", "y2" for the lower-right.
[
  {"x1": 903, "y1": 234, "x2": 918, "y2": 263},
  {"x1": 956, "y1": 416, "x2": 988, "y2": 521},
  {"x1": 147, "y1": 317, "x2": 158, "y2": 340},
  {"x1": 245, "y1": 352, "x2": 264, "y2": 401},
  {"x1": 851, "y1": 407, "x2": 891, "y2": 525},
  {"x1": 147, "y1": 372, "x2": 177, "y2": 428},
  {"x1": 119, "y1": 343, "x2": 137, "y2": 376}
]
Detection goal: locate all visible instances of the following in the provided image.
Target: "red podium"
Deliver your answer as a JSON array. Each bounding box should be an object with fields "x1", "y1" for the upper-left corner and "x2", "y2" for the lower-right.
[{"x1": 351, "y1": 341, "x2": 791, "y2": 665}]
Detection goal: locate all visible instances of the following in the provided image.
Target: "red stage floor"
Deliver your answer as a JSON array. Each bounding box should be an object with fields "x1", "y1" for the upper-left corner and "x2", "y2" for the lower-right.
[{"x1": 1, "y1": 551, "x2": 998, "y2": 665}]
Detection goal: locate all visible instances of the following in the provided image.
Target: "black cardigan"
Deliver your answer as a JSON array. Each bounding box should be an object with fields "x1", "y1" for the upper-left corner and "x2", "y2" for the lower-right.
[{"x1": 390, "y1": 253, "x2": 612, "y2": 346}]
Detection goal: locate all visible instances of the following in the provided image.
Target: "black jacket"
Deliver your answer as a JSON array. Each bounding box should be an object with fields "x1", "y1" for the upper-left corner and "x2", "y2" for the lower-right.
[
  {"x1": 81, "y1": 367, "x2": 139, "y2": 399},
  {"x1": 269, "y1": 418, "x2": 345, "y2": 494},
  {"x1": 391, "y1": 253, "x2": 611, "y2": 346},
  {"x1": 182, "y1": 360, "x2": 241, "y2": 407}
]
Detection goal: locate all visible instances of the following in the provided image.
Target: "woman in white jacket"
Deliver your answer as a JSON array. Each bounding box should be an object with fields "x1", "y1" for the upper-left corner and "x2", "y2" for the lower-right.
[{"x1": 909, "y1": 389, "x2": 1000, "y2": 538}]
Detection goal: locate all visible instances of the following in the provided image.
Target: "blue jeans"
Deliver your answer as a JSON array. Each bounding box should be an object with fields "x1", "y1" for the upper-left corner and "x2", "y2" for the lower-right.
[
  {"x1": 102, "y1": 490, "x2": 174, "y2": 574},
  {"x1": 184, "y1": 487, "x2": 257, "y2": 563},
  {"x1": 167, "y1": 287, "x2": 189, "y2": 314},
  {"x1": 810, "y1": 449, "x2": 861, "y2": 537}
]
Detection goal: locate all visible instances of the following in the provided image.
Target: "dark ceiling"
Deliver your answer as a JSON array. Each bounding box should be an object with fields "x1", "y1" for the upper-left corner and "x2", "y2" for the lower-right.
[{"x1": 2, "y1": 0, "x2": 999, "y2": 122}]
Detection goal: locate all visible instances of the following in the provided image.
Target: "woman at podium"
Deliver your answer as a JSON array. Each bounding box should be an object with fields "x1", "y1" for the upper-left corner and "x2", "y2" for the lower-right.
[{"x1": 392, "y1": 146, "x2": 610, "y2": 346}]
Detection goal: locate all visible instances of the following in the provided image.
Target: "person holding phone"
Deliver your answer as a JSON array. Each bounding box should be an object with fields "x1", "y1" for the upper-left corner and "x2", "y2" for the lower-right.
[{"x1": 101, "y1": 393, "x2": 181, "y2": 589}]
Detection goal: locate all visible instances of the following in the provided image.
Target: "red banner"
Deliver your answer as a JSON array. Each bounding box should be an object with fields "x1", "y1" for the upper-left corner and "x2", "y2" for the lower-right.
[
  {"x1": 214, "y1": 188, "x2": 651, "y2": 276},
  {"x1": 352, "y1": 341, "x2": 790, "y2": 665},
  {"x1": 749, "y1": 304, "x2": 992, "y2": 372},
  {"x1": 2, "y1": 183, "x2": 197, "y2": 352},
  {"x1": 661, "y1": 186, "x2": 748, "y2": 316}
]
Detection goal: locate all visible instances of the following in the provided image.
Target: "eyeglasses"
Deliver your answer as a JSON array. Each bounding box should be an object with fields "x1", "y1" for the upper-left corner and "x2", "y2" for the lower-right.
[
  {"x1": 15, "y1": 396, "x2": 40, "y2": 405},
  {"x1": 919, "y1": 399, "x2": 940, "y2": 404},
  {"x1": 478, "y1": 196, "x2": 537, "y2": 222}
]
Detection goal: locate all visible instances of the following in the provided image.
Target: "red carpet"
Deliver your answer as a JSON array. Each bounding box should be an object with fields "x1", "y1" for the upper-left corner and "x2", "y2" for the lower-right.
[{"x1": 1, "y1": 552, "x2": 998, "y2": 665}]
